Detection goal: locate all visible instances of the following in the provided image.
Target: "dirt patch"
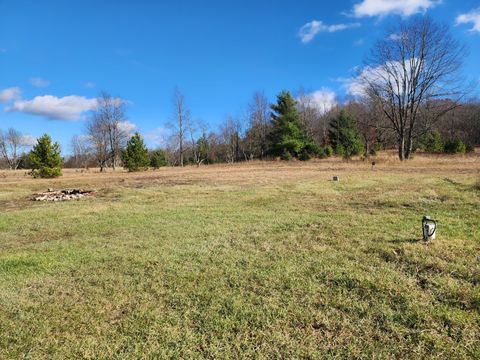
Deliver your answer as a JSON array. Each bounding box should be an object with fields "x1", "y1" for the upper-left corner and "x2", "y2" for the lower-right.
[{"x1": 32, "y1": 189, "x2": 96, "y2": 202}]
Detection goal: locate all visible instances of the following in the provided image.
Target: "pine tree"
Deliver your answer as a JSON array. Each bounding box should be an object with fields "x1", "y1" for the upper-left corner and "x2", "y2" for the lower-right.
[
  {"x1": 419, "y1": 131, "x2": 444, "y2": 153},
  {"x1": 122, "y1": 132, "x2": 150, "y2": 171},
  {"x1": 29, "y1": 134, "x2": 63, "y2": 178},
  {"x1": 328, "y1": 110, "x2": 364, "y2": 159},
  {"x1": 269, "y1": 91, "x2": 319, "y2": 160},
  {"x1": 150, "y1": 149, "x2": 168, "y2": 168}
]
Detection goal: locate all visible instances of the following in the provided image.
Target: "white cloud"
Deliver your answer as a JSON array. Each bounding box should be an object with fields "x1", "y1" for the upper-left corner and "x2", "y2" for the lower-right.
[
  {"x1": 29, "y1": 77, "x2": 50, "y2": 88},
  {"x1": 6, "y1": 95, "x2": 98, "y2": 120},
  {"x1": 84, "y1": 81, "x2": 96, "y2": 88},
  {"x1": 344, "y1": 59, "x2": 423, "y2": 98},
  {"x1": 0, "y1": 87, "x2": 21, "y2": 103},
  {"x1": 344, "y1": 65, "x2": 389, "y2": 98},
  {"x1": 118, "y1": 120, "x2": 137, "y2": 136},
  {"x1": 456, "y1": 8, "x2": 480, "y2": 33},
  {"x1": 353, "y1": 0, "x2": 440, "y2": 18},
  {"x1": 20, "y1": 134, "x2": 37, "y2": 147},
  {"x1": 388, "y1": 33, "x2": 401, "y2": 40},
  {"x1": 309, "y1": 89, "x2": 338, "y2": 114},
  {"x1": 297, "y1": 89, "x2": 338, "y2": 115},
  {"x1": 345, "y1": 76, "x2": 368, "y2": 98},
  {"x1": 145, "y1": 127, "x2": 170, "y2": 147},
  {"x1": 299, "y1": 20, "x2": 361, "y2": 43}
]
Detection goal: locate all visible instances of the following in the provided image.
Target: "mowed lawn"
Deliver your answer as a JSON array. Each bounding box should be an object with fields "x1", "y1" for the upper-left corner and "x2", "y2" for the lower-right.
[{"x1": 0, "y1": 155, "x2": 479, "y2": 359}]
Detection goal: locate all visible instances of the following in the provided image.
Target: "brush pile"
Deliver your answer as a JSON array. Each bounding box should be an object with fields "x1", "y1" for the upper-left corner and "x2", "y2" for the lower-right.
[{"x1": 32, "y1": 188, "x2": 95, "y2": 202}]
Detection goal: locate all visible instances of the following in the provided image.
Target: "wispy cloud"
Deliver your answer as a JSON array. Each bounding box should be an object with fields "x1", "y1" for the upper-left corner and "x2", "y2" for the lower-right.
[
  {"x1": 20, "y1": 134, "x2": 37, "y2": 147},
  {"x1": 341, "y1": 59, "x2": 425, "y2": 98},
  {"x1": 5, "y1": 95, "x2": 98, "y2": 120},
  {"x1": 0, "y1": 87, "x2": 21, "y2": 103},
  {"x1": 118, "y1": 120, "x2": 137, "y2": 136},
  {"x1": 456, "y1": 8, "x2": 480, "y2": 33},
  {"x1": 29, "y1": 77, "x2": 50, "y2": 88},
  {"x1": 0, "y1": 48, "x2": 6, "y2": 53},
  {"x1": 298, "y1": 20, "x2": 361, "y2": 43},
  {"x1": 354, "y1": 38, "x2": 365, "y2": 46},
  {"x1": 145, "y1": 127, "x2": 170, "y2": 147},
  {"x1": 388, "y1": 33, "x2": 401, "y2": 40},
  {"x1": 83, "y1": 81, "x2": 96, "y2": 89},
  {"x1": 352, "y1": 0, "x2": 440, "y2": 18}
]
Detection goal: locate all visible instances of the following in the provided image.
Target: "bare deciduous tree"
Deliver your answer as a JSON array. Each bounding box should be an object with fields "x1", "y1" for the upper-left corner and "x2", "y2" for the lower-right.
[
  {"x1": 172, "y1": 88, "x2": 190, "y2": 167},
  {"x1": 345, "y1": 98, "x2": 387, "y2": 159},
  {"x1": 246, "y1": 91, "x2": 270, "y2": 159},
  {"x1": 296, "y1": 89, "x2": 319, "y2": 140},
  {"x1": 0, "y1": 128, "x2": 30, "y2": 169},
  {"x1": 70, "y1": 135, "x2": 91, "y2": 168},
  {"x1": 297, "y1": 89, "x2": 337, "y2": 146},
  {"x1": 187, "y1": 119, "x2": 208, "y2": 167},
  {"x1": 220, "y1": 115, "x2": 242, "y2": 163},
  {"x1": 360, "y1": 16, "x2": 468, "y2": 160},
  {"x1": 86, "y1": 91, "x2": 129, "y2": 171},
  {"x1": 86, "y1": 116, "x2": 109, "y2": 171}
]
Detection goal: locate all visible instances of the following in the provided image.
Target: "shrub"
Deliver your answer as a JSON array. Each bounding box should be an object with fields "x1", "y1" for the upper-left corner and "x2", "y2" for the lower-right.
[
  {"x1": 324, "y1": 145, "x2": 334, "y2": 157},
  {"x1": 444, "y1": 139, "x2": 466, "y2": 154},
  {"x1": 465, "y1": 143, "x2": 475, "y2": 153},
  {"x1": 373, "y1": 142, "x2": 384, "y2": 152},
  {"x1": 419, "y1": 131, "x2": 444, "y2": 153},
  {"x1": 335, "y1": 145, "x2": 345, "y2": 156},
  {"x1": 303, "y1": 140, "x2": 321, "y2": 157},
  {"x1": 317, "y1": 147, "x2": 327, "y2": 159},
  {"x1": 29, "y1": 134, "x2": 63, "y2": 178},
  {"x1": 281, "y1": 149, "x2": 293, "y2": 161},
  {"x1": 150, "y1": 150, "x2": 168, "y2": 168},
  {"x1": 299, "y1": 149, "x2": 311, "y2": 161}
]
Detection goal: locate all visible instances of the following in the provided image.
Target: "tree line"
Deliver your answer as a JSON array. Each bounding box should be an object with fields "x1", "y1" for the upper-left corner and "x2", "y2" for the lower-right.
[{"x1": 1, "y1": 16, "x2": 479, "y2": 177}]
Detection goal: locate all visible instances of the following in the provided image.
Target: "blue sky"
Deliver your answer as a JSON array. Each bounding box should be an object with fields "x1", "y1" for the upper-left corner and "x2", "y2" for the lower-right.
[{"x1": 0, "y1": 0, "x2": 479, "y2": 152}]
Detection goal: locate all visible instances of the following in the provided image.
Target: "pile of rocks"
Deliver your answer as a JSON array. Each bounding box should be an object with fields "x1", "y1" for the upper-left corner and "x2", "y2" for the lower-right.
[{"x1": 32, "y1": 188, "x2": 95, "y2": 202}]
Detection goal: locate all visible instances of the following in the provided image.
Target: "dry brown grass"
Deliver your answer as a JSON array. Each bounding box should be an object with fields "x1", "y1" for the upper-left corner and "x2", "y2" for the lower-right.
[{"x1": 1, "y1": 150, "x2": 478, "y2": 191}]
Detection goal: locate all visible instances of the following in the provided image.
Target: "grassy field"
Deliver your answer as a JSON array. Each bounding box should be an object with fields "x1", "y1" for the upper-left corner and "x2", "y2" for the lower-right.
[{"x1": 0, "y1": 152, "x2": 479, "y2": 359}]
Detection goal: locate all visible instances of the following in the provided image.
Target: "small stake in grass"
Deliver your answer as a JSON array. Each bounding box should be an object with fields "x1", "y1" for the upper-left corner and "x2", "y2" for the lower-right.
[
  {"x1": 332, "y1": 176, "x2": 340, "y2": 182},
  {"x1": 422, "y1": 215, "x2": 437, "y2": 241}
]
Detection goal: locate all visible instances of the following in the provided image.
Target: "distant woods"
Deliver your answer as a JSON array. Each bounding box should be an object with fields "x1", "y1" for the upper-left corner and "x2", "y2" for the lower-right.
[{"x1": 1, "y1": 16, "x2": 479, "y2": 173}]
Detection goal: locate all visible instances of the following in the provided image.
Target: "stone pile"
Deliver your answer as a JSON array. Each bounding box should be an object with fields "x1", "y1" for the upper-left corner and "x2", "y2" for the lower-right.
[{"x1": 32, "y1": 189, "x2": 95, "y2": 202}]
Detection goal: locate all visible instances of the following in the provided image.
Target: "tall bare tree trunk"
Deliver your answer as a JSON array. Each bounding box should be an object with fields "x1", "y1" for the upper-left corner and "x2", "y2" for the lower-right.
[
  {"x1": 179, "y1": 110, "x2": 183, "y2": 167},
  {"x1": 173, "y1": 88, "x2": 189, "y2": 167}
]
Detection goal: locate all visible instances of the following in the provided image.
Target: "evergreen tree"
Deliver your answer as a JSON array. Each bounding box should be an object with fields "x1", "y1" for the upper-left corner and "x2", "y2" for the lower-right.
[
  {"x1": 150, "y1": 149, "x2": 168, "y2": 168},
  {"x1": 29, "y1": 134, "x2": 63, "y2": 178},
  {"x1": 122, "y1": 132, "x2": 149, "y2": 171},
  {"x1": 444, "y1": 138, "x2": 466, "y2": 154},
  {"x1": 269, "y1": 91, "x2": 319, "y2": 160},
  {"x1": 328, "y1": 110, "x2": 364, "y2": 159},
  {"x1": 419, "y1": 131, "x2": 444, "y2": 153}
]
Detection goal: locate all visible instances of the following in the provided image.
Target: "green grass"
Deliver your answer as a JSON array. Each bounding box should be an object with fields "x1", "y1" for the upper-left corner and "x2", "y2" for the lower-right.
[{"x1": 0, "y1": 167, "x2": 479, "y2": 358}]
